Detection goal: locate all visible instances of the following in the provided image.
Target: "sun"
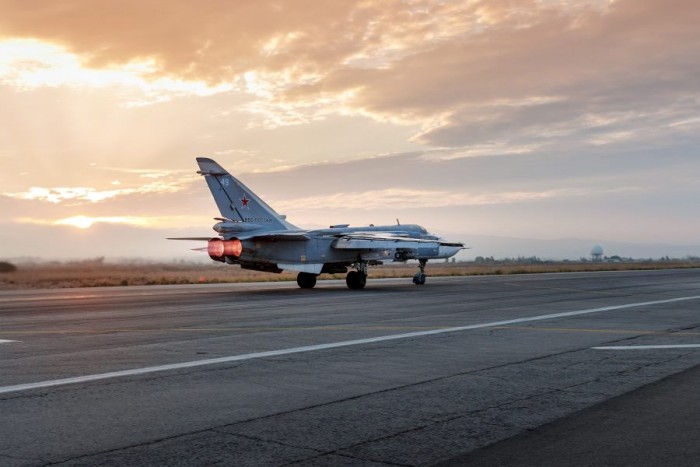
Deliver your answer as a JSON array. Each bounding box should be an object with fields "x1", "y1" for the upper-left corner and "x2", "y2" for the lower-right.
[
  {"x1": 57, "y1": 216, "x2": 96, "y2": 229},
  {"x1": 55, "y1": 215, "x2": 141, "y2": 229}
]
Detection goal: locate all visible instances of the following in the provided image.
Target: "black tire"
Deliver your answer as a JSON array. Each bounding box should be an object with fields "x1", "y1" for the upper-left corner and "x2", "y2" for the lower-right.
[
  {"x1": 346, "y1": 271, "x2": 358, "y2": 289},
  {"x1": 412, "y1": 273, "x2": 426, "y2": 285},
  {"x1": 346, "y1": 271, "x2": 367, "y2": 289},
  {"x1": 297, "y1": 272, "x2": 317, "y2": 289},
  {"x1": 357, "y1": 272, "x2": 367, "y2": 289}
]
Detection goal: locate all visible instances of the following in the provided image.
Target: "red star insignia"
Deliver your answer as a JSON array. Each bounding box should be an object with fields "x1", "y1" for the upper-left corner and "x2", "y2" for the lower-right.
[{"x1": 240, "y1": 194, "x2": 250, "y2": 208}]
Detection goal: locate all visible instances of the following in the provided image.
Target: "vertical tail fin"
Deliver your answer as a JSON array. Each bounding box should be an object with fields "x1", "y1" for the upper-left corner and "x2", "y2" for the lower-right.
[{"x1": 196, "y1": 157, "x2": 297, "y2": 231}]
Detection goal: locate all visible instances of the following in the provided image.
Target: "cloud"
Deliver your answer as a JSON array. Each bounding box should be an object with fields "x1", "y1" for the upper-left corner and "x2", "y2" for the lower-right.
[
  {"x1": 272, "y1": 186, "x2": 636, "y2": 211},
  {"x1": 3, "y1": 180, "x2": 188, "y2": 204},
  {"x1": 2, "y1": 0, "x2": 697, "y2": 151},
  {"x1": 317, "y1": 0, "x2": 700, "y2": 149},
  {"x1": 0, "y1": 1, "x2": 644, "y2": 122},
  {"x1": 0, "y1": 39, "x2": 233, "y2": 106},
  {"x1": 2, "y1": 170, "x2": 195, "y2": 204}
]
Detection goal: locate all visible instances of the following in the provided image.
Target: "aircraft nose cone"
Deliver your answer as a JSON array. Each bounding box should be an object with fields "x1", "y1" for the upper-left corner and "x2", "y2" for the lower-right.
[{"x1": 439, "y1": 245, "x2": 461, "y2": 258}]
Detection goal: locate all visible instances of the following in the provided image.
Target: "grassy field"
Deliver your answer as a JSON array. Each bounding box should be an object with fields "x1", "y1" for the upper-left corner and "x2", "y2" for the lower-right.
[{"x1": 1, "y1": 259, "x2": 699, "y2": 290}]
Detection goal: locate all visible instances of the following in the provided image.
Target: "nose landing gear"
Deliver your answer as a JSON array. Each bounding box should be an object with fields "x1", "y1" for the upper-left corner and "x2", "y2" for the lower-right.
[{"x1": 413, "y1": 259, "x2": 427, "y2": 285}]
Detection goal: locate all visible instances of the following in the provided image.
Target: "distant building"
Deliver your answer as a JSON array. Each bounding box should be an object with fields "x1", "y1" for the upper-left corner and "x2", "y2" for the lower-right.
[{"x1": 591, "y1": 245, "x2": 604, "y2": 262}]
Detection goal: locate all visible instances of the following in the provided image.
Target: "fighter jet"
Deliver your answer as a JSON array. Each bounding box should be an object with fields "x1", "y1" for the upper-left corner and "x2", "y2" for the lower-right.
[{"x1": 170, "y1": 157, "x2": 464, "y2": 289}]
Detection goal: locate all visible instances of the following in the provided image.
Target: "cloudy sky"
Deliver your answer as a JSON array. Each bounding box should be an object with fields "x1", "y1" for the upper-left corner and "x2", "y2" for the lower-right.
[{"x1": 1, "y1": 0, "x2": 699, "y2": 260}]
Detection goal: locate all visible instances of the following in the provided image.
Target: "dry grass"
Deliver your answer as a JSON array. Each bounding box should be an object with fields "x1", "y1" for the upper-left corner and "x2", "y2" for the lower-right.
[
  {"x1": 0, "y1": 260, "x2": 295, "y2": 290},
  {"x1": 1, "y1": 259, "x2": 699, "y2": 290}
]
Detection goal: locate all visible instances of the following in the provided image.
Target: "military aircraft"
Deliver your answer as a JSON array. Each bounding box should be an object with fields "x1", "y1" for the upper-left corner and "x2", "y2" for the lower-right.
[{"x1": 170, "y1": 157, "x2": 464, "y2": 289}]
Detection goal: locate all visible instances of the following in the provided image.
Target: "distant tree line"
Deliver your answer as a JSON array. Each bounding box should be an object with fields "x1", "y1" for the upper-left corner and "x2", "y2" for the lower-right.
[
  {"x1": 0, "y1": 261, "x2": 18, "y2": 273},
  {"x1": 473, "y1": 256, "x2": 700, "y2": 265},
  {"x1": 473, "y1": 256, "x2": 547, "y2": 265}
]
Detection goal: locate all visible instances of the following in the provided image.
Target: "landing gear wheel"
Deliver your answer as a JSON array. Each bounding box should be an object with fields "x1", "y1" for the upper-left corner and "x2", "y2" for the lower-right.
[
  {"x1": 413, "y1": 259, "x2": 428, "y2": 285},
  {"x1": 346, "y1": 270, "x2": 367, "y2": 289},
  {"x1": 296, "y1": 272, "x2": 317, "y2": 289}
]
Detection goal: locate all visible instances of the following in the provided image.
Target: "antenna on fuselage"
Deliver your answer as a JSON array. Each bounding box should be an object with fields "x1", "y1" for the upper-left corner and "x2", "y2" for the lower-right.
[{"x1": 396, "y1": 218, "x2": 401, "y2": 225}]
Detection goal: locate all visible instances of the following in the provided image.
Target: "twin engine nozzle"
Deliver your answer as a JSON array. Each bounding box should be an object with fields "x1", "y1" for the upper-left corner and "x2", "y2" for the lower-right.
[{"x1": 207, "y1": 238, "x2": 242, "y2": 262}]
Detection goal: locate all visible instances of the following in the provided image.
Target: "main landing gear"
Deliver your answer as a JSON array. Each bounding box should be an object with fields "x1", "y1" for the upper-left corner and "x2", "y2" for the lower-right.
[
  {"x1": 296, "y1": 272, "x2": 317, "y2": 289},
  {"x1": 413, "y1": 259, "x2": 427, "y2": 285},
  {"x1": 346, "y1": 261, "x2": 367, "y2": 290},
  {"x1": 297, "y1": 259, "x2": 428, "y2": 289}
]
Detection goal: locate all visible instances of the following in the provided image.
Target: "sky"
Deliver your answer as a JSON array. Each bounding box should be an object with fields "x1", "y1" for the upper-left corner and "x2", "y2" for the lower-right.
[{"x1": 1, "y1": 0, "x2": 699, "y2": 261}]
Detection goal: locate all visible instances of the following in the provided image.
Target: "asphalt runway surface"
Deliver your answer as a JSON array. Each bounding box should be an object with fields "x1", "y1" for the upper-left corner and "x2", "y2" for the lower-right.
[{"x1": 1, "y1": 269, "x2": 700, "y2": 466}]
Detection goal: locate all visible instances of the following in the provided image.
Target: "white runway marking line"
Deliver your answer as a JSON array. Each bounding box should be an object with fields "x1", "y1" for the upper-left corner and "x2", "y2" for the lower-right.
[
  {"x1": 0, "y1": 340, "x2": 17, "y2": 344},
  {"x1": 1, "y1": 294, "x2": 700, "y2": 395},
  {"x1": 594, "y1": 344, "x2": 700, "y2": 350}
]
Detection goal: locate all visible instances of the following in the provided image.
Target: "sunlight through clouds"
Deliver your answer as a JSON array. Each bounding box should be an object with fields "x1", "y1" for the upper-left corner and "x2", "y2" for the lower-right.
[
  {"x1": 271, "y1": 187, "x2": 634, "y2": 211},
  {"x1": 3, "y1": 178, "x2": 191, "y2": 204},
  {"x1": 0, "y1": 38, "x2": 232, "y2": 105},
  {"x1": 16, "y1": 215, "x2": 202, "y2": 230}
]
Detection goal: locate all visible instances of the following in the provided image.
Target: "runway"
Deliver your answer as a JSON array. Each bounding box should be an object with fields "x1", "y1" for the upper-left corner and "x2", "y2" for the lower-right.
[{"x1": 1, "y1": 269, "x2": 700, "y2": 466}]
